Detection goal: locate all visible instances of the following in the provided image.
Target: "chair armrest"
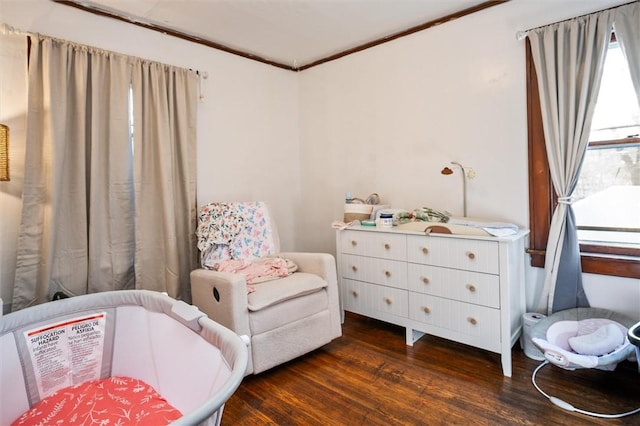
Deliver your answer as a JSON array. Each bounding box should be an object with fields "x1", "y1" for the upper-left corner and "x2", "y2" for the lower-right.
[
  {"x1": 190, "y1": 269, "x2": 251, "y2": 337},
  {"x1": 278, "y1": 252, "x2": 335, "y2": 282}
]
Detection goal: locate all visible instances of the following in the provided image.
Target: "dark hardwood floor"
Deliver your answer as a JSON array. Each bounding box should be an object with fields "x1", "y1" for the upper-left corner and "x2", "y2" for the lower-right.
[{"x1": 222, "y1": 313, "x2": 640, "y2": 425}]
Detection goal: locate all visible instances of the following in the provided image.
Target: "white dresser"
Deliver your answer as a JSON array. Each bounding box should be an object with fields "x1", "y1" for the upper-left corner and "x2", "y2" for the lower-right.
[{"x1": 336, "y1": 225, "x2": 529, "y2": 377}]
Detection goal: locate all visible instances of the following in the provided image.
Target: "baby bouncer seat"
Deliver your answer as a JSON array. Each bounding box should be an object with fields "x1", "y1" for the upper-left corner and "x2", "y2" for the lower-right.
[{"x1": 530, "y1": 307, "x2": 640, "y2": 418}]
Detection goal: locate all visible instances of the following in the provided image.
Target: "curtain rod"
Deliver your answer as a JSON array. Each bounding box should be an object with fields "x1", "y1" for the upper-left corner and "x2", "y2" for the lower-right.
[
  {"x1": 1, "y1": 23, "x2": 207, "y2": 77},
  {"x1": 1, "y1": 23, "x2": 30, "y2": 36},
  {"x1": 515, "y1": 0, "x2": 636, "y2": 40}
]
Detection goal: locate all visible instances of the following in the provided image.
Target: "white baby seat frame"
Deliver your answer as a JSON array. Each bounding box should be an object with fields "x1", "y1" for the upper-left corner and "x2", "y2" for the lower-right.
[
  {"x1": 530, "y1": 307, "x2": 640, "y2": 419},
  {"x1": 0, "y1": 290, "x2": 249, "y2": 425}
]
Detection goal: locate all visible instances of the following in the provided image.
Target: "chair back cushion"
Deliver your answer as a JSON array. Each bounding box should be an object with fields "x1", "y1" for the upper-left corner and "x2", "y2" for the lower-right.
[{"x1": 197, "y1": 201, "x2": 279, "y2": 268}]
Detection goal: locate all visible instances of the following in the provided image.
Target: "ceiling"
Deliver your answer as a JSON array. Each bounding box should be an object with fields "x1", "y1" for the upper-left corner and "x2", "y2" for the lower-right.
[{"x1": 54, "y1": 0, "x2": 506, "y2": 70}]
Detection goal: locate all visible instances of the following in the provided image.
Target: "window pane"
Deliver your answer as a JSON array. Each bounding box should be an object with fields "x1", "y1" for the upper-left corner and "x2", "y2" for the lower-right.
[
  {"x1": 574, "y1": 41, "x2": 640, "y2": 247},
  {"x1": 574, "y1": 144, "x2": 640, "y2": 246},
  {"x1": 589, "y1": 42, "x2": 640, "y2": 142}
]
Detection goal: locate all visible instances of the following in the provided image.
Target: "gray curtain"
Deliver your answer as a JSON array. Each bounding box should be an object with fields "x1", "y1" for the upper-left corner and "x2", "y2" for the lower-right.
[
  {"x1": 528, "y1": 10, "x2": 614, "y2": 314},
  {"x1": 131, "y1": 60, "x2": 198, "y2": 300},
  {"x1": 613, "y1": 2, "x2": 640, "y2": 105},
  {"x1": 12, "y1": 35, "x2": 197, "y2": 311}
]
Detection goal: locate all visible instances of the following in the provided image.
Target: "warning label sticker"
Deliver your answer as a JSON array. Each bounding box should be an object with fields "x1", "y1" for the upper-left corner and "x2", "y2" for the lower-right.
[{"x1": 24, "y1": 312, "x2": 106, "y2": 397}]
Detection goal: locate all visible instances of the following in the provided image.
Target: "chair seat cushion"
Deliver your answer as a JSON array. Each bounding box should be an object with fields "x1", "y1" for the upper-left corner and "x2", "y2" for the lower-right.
[
  {"x1": 247, "y1": 272, "x2": 327, "y2": 312},
  {"x1": 249, "y1": 289, "x2": 328, "y2": 336}
]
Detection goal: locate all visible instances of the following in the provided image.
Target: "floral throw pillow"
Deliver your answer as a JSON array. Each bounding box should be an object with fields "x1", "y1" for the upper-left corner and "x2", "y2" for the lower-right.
[{"x1": 197, "y1": 201, "x2": 276, "y2": 268}]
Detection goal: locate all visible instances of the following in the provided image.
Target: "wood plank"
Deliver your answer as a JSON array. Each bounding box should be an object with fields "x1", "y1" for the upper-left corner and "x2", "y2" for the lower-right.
[{"x1": 222, "y1": 313, "x2": 640, "y2": 425}]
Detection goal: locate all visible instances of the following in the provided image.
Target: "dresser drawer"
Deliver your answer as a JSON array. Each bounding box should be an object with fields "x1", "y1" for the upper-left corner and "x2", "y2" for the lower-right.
[
  {"x1": 343, "y1": 279, "x2": 408, "y2": 318},
  {"x1": 341, "y1": 230, "x2": 406, "y2": 260},
  {"x1": 408, "y1": 294, "x2": 500, "y2": 342},
  {"x1": 406, "y1": 235, "x2": 499, "y2": 274},
  {"x1": 407, "y1": 264, "x2": 500, "y2": 308},
  {"x1": 341, "y1": 254, "x2": 407, "y2": 289}
]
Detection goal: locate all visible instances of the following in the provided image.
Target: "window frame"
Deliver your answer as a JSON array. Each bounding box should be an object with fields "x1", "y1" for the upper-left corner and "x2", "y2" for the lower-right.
[{"x1": 526, "y1": 38, "x2": 640, "y2": 279}]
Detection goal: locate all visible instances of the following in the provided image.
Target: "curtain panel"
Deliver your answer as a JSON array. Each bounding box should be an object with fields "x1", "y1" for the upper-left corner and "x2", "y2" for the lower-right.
[
  {"x1": 131, "y1": 60, "x2": 198, "y2": 299},
  {"x1": 12, "y1": 35, "x2": 197, "y2": 311},
  {"x1": 613, "y1": 2, "x2": 640, "y2": 105},
  {"x1": 527, "y1": 10, "x2": 614, "y2": 314}
]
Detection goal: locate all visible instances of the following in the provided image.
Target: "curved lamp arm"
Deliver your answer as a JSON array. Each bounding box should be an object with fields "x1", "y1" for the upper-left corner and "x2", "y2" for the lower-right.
[{"x1": 441, "y1": 161, "x2": 474, "y2": 217}]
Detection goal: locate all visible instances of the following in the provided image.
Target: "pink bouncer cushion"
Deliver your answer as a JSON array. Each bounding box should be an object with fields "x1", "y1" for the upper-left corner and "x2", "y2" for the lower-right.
[
  {"x1": 547, "y1": 318, "x2": 626, "y2": 356},
  {"x1": 11, "y1": 376, "x2": 182, "y2": 426}
]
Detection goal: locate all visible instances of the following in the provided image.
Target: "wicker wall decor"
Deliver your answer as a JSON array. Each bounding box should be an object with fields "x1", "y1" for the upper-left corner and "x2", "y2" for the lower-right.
[{"x1": 0, "y1": 124, "x2": 8, "y2": 181}]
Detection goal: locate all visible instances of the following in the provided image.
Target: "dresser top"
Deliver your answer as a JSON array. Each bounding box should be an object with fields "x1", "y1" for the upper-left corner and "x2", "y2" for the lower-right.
[{"x1": 339, "y1": 223, "x2": 530, "y2": 242}]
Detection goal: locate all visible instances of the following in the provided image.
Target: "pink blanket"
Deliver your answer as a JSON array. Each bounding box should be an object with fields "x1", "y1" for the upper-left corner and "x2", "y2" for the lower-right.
[{"x1": 213, "y1": 257, "x2": 297, "y2": 292}]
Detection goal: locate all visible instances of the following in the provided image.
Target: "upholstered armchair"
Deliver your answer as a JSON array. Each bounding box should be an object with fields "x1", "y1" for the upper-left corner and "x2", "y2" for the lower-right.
[{"x1": 190, "y1": 202, "x2": 341, "y2": 375}]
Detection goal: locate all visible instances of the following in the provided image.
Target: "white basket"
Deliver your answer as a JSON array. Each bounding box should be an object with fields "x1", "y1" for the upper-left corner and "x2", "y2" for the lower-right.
[{"x1": 344, "y1": 204, "x2": 373, "y2": 222}]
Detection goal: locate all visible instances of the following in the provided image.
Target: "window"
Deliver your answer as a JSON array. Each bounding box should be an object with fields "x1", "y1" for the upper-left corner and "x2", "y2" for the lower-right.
[
  {"x1": 527, "y1": 37, "x2": 640, "y2": 278},
  {"x1": 574, "y1": 40, "x2": 640, "y2": 250}
]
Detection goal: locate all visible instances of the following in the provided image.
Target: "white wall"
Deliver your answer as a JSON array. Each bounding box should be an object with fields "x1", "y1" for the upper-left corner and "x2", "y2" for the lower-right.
[
  {"x1": 1, "y1": 0, "x2": 638, "y2": 318},
  {"x1": 297, "y1": 0, "x2": 639, "y2": 318}
]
